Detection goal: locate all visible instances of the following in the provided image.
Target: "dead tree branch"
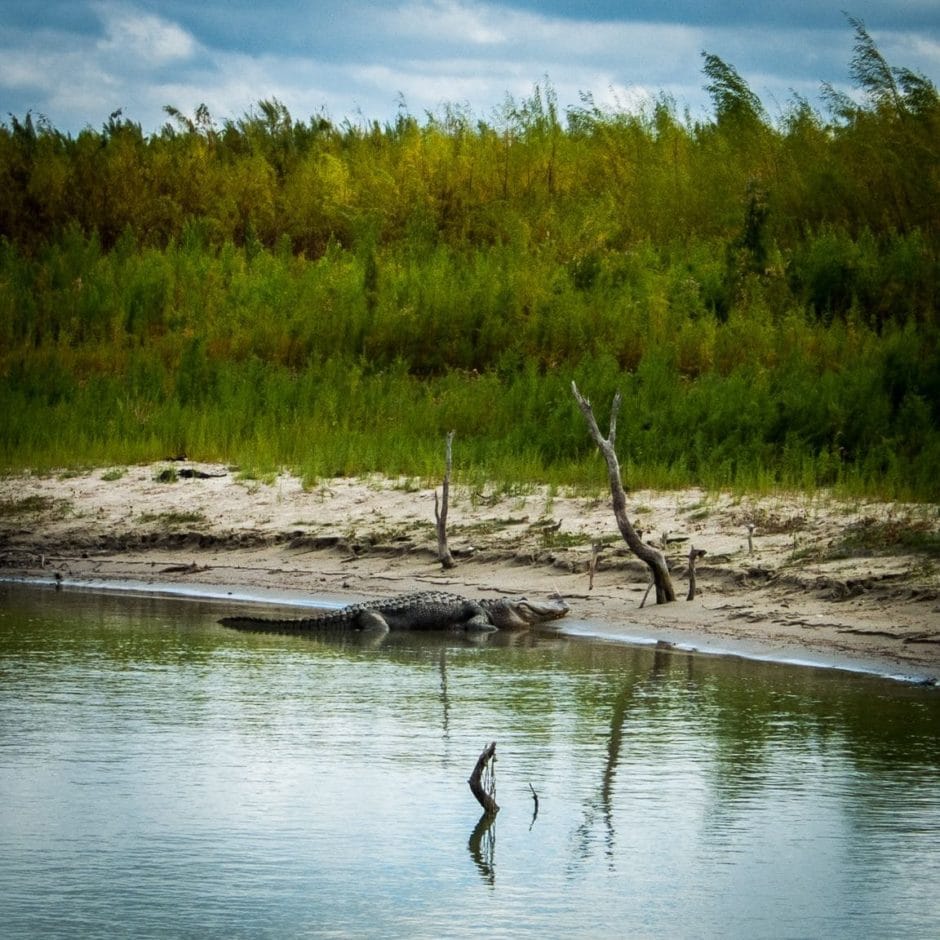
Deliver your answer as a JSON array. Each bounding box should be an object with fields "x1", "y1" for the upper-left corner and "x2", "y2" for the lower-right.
[
  {"x1": 434, "y1": 430, "x2": 456, "y2": 570},
  {"x1": 571, "y1": 382, "x2": 676, "y2": 604},
  {"x1": 468, "y1": 741, "x2": 500, "y2": 817}
]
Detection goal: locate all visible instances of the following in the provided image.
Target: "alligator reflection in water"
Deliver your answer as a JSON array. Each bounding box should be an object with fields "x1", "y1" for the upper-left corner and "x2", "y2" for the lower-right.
[{"x1": 241, "y1": 620, "x2": 558, "y2": 653}]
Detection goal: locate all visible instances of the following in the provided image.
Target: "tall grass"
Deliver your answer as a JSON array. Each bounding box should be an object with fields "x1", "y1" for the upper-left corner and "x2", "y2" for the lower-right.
[{"x1": 1, "y1": 238, "x2": 936, "y2": 500}]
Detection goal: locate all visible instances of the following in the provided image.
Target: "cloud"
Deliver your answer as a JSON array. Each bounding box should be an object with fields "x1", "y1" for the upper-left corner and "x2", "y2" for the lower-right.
[
  {"x1": 350, "y1": 2, "x2": 707, "y2": 121},
  {"x1": 0, "y1": 27, "x2": 120, "y2": 108},
  {"x1": 94, "y1": 1, "x2": 198, "y2": 66},
  {"x1": 0, "y1": 3, "x2": 203, "y2": 129},
  {"x1": 389, "y1": 0, "x2": 509, "y2": 46}
]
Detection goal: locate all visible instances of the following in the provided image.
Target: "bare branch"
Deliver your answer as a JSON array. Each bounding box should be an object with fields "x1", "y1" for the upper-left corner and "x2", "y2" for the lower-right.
[
  {"x1": 572, "y1": 381, "x2": 676, "y2": 604},
  {"x1": 468, "y1": 741, "x2": 499, "y2": 817}
]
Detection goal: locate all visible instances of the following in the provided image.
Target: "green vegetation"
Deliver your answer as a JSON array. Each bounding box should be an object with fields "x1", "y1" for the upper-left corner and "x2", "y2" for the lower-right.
[
  {"x1": 0, "y1": 495, "x2": 52, "y2": 517},
  {"x1": 0, "y1": 495, "x2": 71, "y2": 518},
  {"x1": 836, "y1": 515, "x2": 940, "y2": 558},
  {"x1": 1, "y1": 19, "x2": 938, "y2": 499}
]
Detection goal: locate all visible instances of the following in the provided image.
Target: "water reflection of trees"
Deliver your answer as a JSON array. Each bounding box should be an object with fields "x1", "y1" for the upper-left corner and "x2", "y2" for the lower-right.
[
  {"x1": 572, "y1": 644, "x2": 680, "y2": 867},
  {"x1": 0, "y1": 586, "x2": 225, "y2": 665},
  {"x1": 13, "y1": 586, "x2": 938, "y2": 890},
  {"x1": 567, "y1": 641, "x2": 940, "y2": 874},
  {"x1": 567, "y1": 642, "x2": 797, "y2": 873}
]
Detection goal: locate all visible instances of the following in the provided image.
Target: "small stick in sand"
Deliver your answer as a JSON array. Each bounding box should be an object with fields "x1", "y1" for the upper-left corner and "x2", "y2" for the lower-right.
[
  {"x1": 434, "y1": 430, "x2": 456, "y2": 570},
  {"x1": 686, "y1": 546, "x2": 708, "y2": 601}
]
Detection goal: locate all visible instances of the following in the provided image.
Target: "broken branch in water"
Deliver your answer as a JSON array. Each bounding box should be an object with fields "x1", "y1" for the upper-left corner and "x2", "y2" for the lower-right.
[{"x1": 468, "y1": 741, "x2": 499, "y2": 817}]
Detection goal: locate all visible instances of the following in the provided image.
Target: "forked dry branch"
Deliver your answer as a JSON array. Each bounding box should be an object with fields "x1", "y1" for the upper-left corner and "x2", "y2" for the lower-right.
[{"x1": 571, "y1": 381, "x2": 676, "y2": 604}]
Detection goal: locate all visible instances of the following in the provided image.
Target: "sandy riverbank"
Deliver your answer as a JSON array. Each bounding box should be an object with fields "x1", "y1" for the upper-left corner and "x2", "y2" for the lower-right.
[{"x1": 1, "y1": 463, "x2": 938, "y2": 682}]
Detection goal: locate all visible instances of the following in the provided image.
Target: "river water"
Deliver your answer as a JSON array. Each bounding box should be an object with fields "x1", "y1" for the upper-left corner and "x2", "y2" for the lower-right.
[{"x1": 1, "y1": 583, "x2": 938, "y2": 939}]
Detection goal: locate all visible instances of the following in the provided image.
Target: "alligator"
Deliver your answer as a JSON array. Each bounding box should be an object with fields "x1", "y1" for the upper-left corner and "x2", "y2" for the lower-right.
[{"x1": 219, "y1": 590, "x2": 569, "y2": 634}]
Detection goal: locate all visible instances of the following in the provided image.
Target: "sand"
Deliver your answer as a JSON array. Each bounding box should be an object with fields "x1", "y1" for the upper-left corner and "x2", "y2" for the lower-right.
[{"x1": 1, "y1": 463, "x2": 938, "y2": 682}]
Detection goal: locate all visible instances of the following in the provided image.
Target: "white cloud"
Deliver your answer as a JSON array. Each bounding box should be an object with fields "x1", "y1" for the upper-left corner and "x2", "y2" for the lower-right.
[
  {"x1": 345, "y1": 4, "x2": 707, "y2": 122},
  {"x1": 879, "y1": 30, "x2": 940, "y2": 73},
  {"x1": 94, "y1": 1, "x2": 198, "y2": 66},
  {"x1": 386, "y1": 0, "x2": 509, "y2": 45},
  {"x1": 0, "y1": 35, "x2": 119, "y2": 107}
]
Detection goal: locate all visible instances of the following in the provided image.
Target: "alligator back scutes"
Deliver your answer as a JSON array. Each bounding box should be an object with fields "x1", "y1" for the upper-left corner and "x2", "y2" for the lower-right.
[{"x1": 219, "y1": 591, "x2": 491, "y2": 633}]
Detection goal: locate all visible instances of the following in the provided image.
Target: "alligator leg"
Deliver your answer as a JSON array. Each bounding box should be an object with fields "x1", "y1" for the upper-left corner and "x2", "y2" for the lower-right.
[
  {"x1": 352, "y1": 609, "x2": 391, "y2": 633},
  {"x1": 463, "y1": 612, "x2": 498, "y2": 633}
]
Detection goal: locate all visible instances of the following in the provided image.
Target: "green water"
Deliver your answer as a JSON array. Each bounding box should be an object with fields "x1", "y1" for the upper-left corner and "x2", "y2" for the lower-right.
[{"x1": 1, "y1": 583, "x2": 938, "y2": 938}]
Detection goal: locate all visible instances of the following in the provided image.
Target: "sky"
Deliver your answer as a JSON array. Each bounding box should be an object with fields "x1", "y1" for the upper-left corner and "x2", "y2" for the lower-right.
[{"x1": 1, "y1": 1, "x2": 939, "y2": 135}]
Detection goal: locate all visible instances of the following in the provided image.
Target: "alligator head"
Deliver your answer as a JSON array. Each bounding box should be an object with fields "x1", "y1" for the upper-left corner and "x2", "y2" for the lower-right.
[{"x1": 482, "y1": 595, "x2": 569, "y2": 630}]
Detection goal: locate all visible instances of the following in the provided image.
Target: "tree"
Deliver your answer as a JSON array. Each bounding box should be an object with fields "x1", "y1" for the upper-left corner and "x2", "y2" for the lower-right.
[{"x1": 571, "y1": 382, "x2": 676, "y2": 604}]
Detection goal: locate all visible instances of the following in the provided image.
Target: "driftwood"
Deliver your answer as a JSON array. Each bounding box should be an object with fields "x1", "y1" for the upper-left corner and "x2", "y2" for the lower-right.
[
  {"x1": 159, "y1": 561, "x2": 209, "y2": 575},
  {"x1": 434, "y1": 430, "x2": 456, "y2": 570},
  {"x1": 468, "y1": 741, "x2": 499, "y2": 816},
  {"x1": 571, "y1": 382, "x2": 676, "y2": 604},
  {"x1": 466, "y1": 741, "x2": 501, "y2": 885}
]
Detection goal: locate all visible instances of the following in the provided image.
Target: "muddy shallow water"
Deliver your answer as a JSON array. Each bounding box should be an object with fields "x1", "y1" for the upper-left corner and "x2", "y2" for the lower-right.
[{"x1": 1, "y1": 583, "x2": 938, "y2": 938}]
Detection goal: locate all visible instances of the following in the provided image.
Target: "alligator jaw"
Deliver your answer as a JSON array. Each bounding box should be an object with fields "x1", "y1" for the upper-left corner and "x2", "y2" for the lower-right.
[{"x1": 483, "y1": 596, "x2": 570, "y2": 630}]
